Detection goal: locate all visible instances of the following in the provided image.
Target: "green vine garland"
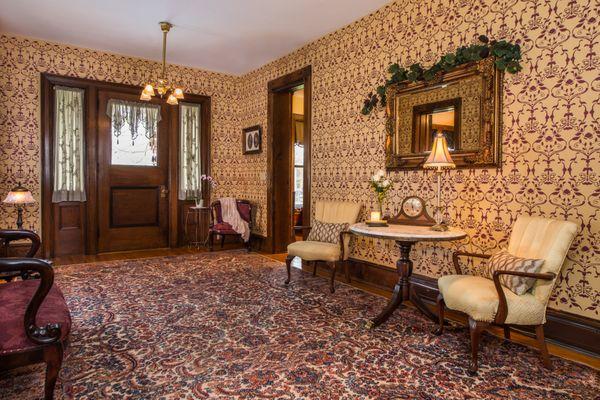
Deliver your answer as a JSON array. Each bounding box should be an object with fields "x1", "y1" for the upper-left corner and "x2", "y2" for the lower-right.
[{"x1": 361, "y1": 35, "x2": 522, "y2": 115}]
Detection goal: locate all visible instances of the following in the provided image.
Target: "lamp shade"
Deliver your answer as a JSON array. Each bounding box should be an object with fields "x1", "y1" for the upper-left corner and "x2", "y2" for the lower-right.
[
  {"x1": 3, "y1": 185, "x2": 35, "y2": 204},
  {"x1": 423, "y1": 132, "x2": 456, "y2": 170}
]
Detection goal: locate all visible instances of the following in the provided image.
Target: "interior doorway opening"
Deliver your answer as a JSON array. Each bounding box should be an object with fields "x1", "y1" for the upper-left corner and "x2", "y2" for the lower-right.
[{"x1": 267, "y1": 66, "x2": 311, "y2": 254}]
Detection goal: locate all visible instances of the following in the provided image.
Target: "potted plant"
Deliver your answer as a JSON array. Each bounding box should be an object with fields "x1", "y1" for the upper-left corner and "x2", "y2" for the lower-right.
[
  {"x1": 194, "y1": 174, "x2": 217, "y2": 208},
  {"x1": 370, "y1": 169, "x2": 392, "y2": 218}
]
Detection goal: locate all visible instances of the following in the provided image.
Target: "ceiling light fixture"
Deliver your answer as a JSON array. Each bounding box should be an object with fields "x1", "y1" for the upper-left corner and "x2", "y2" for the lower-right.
[{"x1": 140, "y1": 21, "x2": 184, "y2": 105}]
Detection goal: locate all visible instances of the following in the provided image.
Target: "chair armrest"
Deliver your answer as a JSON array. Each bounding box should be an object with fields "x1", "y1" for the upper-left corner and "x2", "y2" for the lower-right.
[
  {"x1": 492, "y1": 270, "x2": 556, "y2": 324},
  {"x1": 339, "y1": 230, "x2": 353, "y2": 260},
  {"x1": 0, "y1": 258, "x2": 62, "y2": 345},
  {"x1": 0, "y1": 229, "x2": 40, "y2": 258},
  {"x1": 452, "y1": 251, "x2": 491, "y2": 274},
  {"x1": 295, "y1": 225, "x2": 312, "y2": 232}
]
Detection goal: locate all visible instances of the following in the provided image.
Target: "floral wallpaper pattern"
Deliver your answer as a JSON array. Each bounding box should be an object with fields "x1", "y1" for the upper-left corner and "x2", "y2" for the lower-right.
[{"x1": 0, "y1": 0, "x2": 598, "y2": 320}]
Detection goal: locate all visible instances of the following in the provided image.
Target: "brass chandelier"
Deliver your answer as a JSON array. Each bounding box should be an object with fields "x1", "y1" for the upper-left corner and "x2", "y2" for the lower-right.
[{"x1": 140, "y1": 21, "x2": 184, "y2": 105}]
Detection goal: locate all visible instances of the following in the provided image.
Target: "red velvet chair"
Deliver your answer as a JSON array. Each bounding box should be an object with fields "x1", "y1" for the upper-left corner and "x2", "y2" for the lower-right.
[
  {"x1": 0, "y1": 230, "x2": 71, "y2": 400},
  {"x1": 208, "y1": 199, "x2": 252, "y2": 252}
]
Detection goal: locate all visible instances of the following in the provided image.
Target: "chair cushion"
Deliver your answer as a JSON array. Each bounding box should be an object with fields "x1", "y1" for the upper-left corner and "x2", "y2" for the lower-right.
[
  {"x1": 211, "y1": 222, "x2": 239, "y2": 235},
  {"x1": 438, "y1": 275, "x2": 546, "y2": 325},
  {"x1": 287, "y1": 241, "x2": 340, "y2": 262},
  {"x1": 306, "y1": 220, "x2": 349, "y2": 244},
  {"x1": 0, "y1": 279, "x2": 71, "y2": 355},
  {"x1": 481, "y1": 249, "x2": 544, "y2": 295}
]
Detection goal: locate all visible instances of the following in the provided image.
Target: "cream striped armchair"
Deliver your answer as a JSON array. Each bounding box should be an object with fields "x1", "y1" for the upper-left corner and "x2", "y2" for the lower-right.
[{"x1": 436, "y1": 216, "x2": 578, "y2": 374}]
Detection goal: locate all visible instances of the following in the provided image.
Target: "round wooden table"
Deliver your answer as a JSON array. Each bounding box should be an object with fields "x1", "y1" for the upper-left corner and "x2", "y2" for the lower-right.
[{"x1": 350, "y1": 223, "x2": 467, "y2": 328}]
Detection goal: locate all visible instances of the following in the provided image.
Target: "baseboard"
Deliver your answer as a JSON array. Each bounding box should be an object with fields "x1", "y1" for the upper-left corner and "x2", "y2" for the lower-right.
[{"x1": 346, "y1": 257, "x2": 600, "y2": 357}]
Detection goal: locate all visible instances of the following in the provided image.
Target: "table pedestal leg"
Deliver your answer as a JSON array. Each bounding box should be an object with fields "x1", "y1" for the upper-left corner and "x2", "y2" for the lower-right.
[{"x1": 366, "y1": 241, "x2": 413, "y2": 329}]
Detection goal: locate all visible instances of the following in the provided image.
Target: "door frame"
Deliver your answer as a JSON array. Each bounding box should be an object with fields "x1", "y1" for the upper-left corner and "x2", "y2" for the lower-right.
[
  {"x1": 266, "y1": 66, "x2": 312, "y2": 253},
  {"x1": 40, "y1": 73, "x2": 211, "y2": 257}
]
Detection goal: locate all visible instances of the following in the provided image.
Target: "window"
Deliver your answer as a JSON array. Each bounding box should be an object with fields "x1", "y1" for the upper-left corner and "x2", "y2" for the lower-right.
[
  {"x1": 179, "y1": 102, "x2": 202, "y2": 200},
  {"x1": 107, "y1": 99, "x2": 161, "y2": 166},
  {"x1": 294, "y1": 143, "x2": 304, "y2": 209},
  {"x1": 53, "y1": 86, "x2": 86, "y2": 202}
]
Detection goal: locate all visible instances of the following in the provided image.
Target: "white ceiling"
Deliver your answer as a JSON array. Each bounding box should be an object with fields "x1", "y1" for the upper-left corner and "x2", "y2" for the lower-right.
[{"x1": 0, "y1": 0, "x2": 390, "y2": 75}]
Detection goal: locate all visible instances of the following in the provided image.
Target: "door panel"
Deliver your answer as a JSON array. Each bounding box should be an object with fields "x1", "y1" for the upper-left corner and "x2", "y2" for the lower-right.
[
  {"x1": 97, "y1": 90, "x2": 169, "y2": 252},
  {"x1": 272, "y1": 91, "x2": 294, "y2": 253}
]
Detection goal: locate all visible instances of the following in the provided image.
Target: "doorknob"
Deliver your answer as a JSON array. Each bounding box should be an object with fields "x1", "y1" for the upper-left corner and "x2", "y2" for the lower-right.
[{"x1": 160, "y1": 185, "x2": 169, "y2": 198}]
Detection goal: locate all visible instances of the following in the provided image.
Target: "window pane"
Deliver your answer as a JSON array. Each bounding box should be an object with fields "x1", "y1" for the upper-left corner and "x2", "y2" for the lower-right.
[
  {"x1": 294, "y1": 143, "x2": 304, "y2": 167},
  {"x1": 111, "y1": 122, "x2": 157, "y2": 166},
  {"x1": 179, "y1": 103, "x2": 202, "y2": 200},
  {"x1": 294, "y1": 166, "x2": 303, "y2": 208},
  {"x1": 107, "y1": 99, "x2": 160, "y2": 166}
]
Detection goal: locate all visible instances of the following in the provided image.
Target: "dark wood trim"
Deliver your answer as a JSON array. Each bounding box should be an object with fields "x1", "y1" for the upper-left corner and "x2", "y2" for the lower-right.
[
  {"x1": 266, "y1": 66, "x2": 312, "y2": 253},
  {"x1": 40, "y1": 73, "x2": 211, "y2": 257},
  {"x1": 345, "y1": 257, "x2": 600, "y2": 357}
]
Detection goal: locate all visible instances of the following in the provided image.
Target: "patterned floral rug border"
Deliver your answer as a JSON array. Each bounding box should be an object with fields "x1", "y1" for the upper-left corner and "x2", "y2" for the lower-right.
[{"x1": 1, "y1": 250, "x2": 598, "y2": 399}]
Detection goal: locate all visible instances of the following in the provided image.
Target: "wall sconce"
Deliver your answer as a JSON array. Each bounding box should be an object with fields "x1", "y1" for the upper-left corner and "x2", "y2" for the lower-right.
[{"x1": 3, "y1": 184, "x2": 35, "y2": 229}]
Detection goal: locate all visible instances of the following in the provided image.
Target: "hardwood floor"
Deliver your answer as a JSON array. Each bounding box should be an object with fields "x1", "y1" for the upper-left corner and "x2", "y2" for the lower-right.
[{"x1": 51, "y1": 247, "x2": 599, "y2": 369}]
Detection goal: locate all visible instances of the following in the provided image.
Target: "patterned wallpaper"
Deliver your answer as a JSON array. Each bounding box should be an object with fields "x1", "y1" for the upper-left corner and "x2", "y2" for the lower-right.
[
  {"x1": 0, "y1": 0, "x2": 598, "y2": 320},
  {"x1": 231, "y1": 0, "x2": 599, "y2": 320},
  {"x1": 0, "y1": 33, "x2": 241, "y2": 232}
]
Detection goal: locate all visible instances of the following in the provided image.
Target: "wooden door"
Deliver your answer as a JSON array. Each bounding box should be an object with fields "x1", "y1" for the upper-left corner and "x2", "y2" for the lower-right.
[
  {"x1": 97, "y1": 90, "x2": 169, "y2": 252},
  {"x1": 271, "y1": 90, "x2": 294, "y2": 253}
]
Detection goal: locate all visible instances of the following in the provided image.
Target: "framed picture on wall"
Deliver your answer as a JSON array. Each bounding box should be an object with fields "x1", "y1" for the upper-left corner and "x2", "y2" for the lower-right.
[{"x1": 242, "y1": 125, "x2": 262, "y2": 154}]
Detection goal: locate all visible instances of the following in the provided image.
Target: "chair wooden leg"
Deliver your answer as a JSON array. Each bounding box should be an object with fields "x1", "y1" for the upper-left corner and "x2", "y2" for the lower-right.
[
  {"x1": 220, "y1": 234, "x2": 225, "y2": 248},
  {"x1": 209, "y1": 231, "x2": 214, "y2": 252},
  {"x1": 535, "y1": 324, "x2": 552, "y2": 369},
  {"x1": 284, "y1": 255, "x2": 294, "y2": 285},
  {"x1": 245, "y1": 237, "x2": 251, "y2": 252},
  {"x1": 44, "y1": 342, "x2": 63, "y2": 400},
  {"x1": 343, "y1": 260, "x2": 351, "y2": 283},
  {"x1": 329, "y1": 261, "x2": 337, "y2": 293},
  {"x1": 312, "y1": 261, "x2": 317, "y2": 276},
  {"x1": 434, "y1": 293, "x2": 445, "y2": 336},
  {"x1": 503, "y1": 326, "x2": 511, "y2": 341},
  {"x1": 468, "y1": 317, "x2": 488, "y2": 375}
]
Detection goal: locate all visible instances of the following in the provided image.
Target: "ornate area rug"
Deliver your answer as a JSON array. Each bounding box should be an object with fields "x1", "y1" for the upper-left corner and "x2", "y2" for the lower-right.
[{"x1": 1, "y1": 251, "x2": 598, "y2": 399}]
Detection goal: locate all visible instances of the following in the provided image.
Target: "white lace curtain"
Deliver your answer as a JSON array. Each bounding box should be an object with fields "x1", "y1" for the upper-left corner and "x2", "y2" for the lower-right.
[
  {"x1": 53, "y1": 86, "x2": 86, "y2": 202},
  {"x1": 179, "y1": 103, "x2": 202, "y2": 200},
  {"x1": 106, "y1": 99, "x2": 161, "y2": 148}
]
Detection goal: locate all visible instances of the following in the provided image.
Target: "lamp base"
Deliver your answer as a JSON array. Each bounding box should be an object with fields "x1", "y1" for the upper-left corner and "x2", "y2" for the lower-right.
[{"x1": 430, "y1": 222, "x2": 449, "y2": 232}]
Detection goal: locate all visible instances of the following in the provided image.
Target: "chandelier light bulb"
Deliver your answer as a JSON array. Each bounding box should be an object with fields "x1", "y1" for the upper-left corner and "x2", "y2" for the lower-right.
[
  {"x1": 140, "y1": 92, "x2": 152, "y2": 101},
  {"x1": 143, "y1": 84, "x2": 155, "y2": 96},
  {"x1": 166, "y1": 94, "x2": 178, "y2": 105},
  {"x1": 174, "y1": 87, "x2": 184, "y2": 99}
]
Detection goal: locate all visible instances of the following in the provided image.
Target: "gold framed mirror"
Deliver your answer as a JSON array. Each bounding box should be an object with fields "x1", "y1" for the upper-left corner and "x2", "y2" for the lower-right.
[{"x1": 385, "y1": 58, "x2": 503, "y2": 170}]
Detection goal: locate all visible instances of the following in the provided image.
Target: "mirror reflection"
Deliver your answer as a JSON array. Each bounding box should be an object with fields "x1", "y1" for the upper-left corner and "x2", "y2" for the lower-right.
[{"x1": 413, "y1": 99, "x2": 460, "y2": 153}]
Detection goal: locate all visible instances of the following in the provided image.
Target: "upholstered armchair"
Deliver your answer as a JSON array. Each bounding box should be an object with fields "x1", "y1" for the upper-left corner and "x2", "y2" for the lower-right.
[
  {"x1": 435, "y1": 216, "x2": 578, "y2": 374},
  {"x1": 0, "y1": 230, "x2": 71, "y2": 400},
  {"x1": 208, "y1": 199, "x2": 252, "y2": 252},
  {"x1": 285, "y1": 201, "x2": 361, "y2": 293}
]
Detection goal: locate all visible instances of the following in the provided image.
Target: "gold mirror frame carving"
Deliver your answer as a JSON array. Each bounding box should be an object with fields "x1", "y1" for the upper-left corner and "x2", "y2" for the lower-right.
[{"x1": 385, "y1": 58, "x2": 503, "y2": 170}]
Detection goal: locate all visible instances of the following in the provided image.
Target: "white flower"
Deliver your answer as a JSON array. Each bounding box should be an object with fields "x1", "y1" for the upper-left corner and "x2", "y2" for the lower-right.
[{"x1": 383, "y1": 179, "x2": 390, "y2": 187}]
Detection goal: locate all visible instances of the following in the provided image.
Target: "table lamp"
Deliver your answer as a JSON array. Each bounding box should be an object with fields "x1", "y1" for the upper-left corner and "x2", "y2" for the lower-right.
[
  {"x1": 423, "y1": 132, "x2": 455, "y2": 231},
  {"x1": 3, "y1": 184, "x2": 35, "y2": 229}
]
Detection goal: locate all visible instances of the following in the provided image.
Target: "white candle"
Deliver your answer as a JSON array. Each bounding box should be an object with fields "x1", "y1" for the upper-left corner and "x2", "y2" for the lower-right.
[{"x1": 370, "y1": 211, "x2": 381, "y2": 221}]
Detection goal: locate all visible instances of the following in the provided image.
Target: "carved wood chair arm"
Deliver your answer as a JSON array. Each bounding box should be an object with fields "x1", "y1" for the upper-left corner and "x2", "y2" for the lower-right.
[
  {"x1": 492, "y1": 270, "x2": 556, "y2": 324},
  {"x1": 0, "y1": 229, "x2": 41, "y2": 258},
  {"x1": 0, "y1": 258, "x2": 62, "y2": 345},
  {"x1": 452, "y1": 251, "x2": 491, "y2": 274}
]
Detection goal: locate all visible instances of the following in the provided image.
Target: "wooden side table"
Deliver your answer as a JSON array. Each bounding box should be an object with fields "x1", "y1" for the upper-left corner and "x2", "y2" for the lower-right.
[
  {"x1": 184, "y1": 206, "x2": 211, "y2": 249},
  {"x1": 349, "y1": 222, "x2": 467, "y2": 328}
]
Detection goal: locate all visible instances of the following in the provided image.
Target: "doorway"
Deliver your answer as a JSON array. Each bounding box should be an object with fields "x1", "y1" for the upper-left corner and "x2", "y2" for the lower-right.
[
  {"x1": 267, "y1": 66, "x2": 312, "y2": 253},
  {"x1": 41, "y1": 74, "x2": 211, "y2": 257}
]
